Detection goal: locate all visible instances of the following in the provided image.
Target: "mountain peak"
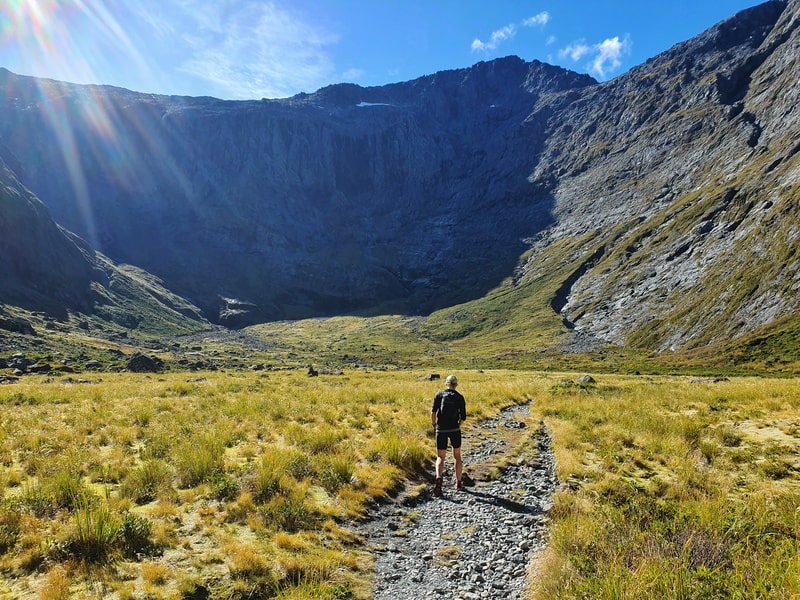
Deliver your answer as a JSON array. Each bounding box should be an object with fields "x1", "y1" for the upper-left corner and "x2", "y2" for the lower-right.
[{"x1": 0, "y1": 0, "x2": 798, "y2": 355}]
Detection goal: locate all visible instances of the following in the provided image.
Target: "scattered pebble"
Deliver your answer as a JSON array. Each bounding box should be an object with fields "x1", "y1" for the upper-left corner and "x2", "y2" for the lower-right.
[{"x1": 353, "y1": 405, "x2": 558, "y2": 599}]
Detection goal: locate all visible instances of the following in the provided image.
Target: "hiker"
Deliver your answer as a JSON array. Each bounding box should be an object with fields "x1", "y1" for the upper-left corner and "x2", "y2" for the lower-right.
[{"x1": 431, "y1": 374, "x2": 467, "y2": 496}]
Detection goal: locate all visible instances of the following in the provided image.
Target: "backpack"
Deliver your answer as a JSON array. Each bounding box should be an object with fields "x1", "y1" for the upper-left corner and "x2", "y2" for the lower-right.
[{"x1": 437, "y1": 390, "x2": 461, "y2": 430}]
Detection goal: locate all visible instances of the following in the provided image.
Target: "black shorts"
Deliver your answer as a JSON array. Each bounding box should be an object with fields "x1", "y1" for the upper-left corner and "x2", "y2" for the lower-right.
[{"x1": 436, "y1": 430, "x2": 462, "y2": 451}]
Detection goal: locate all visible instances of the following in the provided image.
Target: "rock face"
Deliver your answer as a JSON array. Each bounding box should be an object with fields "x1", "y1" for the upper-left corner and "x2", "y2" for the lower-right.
[
  {"x1": 522, "y1": 0, "x2": 800, "y2": 350},
  {"x1": 0, "y1": 158, "x2": 208, "y2": 333},
  {"x1": 0, "y1": 0, "x2": 799, "y2": 351},
  {"x1": 0, "y1": 58, "x2": 593, "y2": 325}
]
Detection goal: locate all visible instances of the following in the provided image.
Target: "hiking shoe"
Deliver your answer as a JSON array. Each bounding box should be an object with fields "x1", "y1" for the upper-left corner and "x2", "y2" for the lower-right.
[
  {"x1": 456, "y1": 478, "x2": 465, "y2": 492},
  {"x1": 433, "y1": 477, "x2": 443, "y2": 497}
]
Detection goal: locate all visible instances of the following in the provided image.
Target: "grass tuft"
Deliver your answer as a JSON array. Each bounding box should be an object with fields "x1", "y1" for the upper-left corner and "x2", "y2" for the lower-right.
[
  {"x1": 0, "y1": 369, "x2": 796, "y2": 597},
  {"x1": 175, "y1": 433, "x2": 225, "y2": 488},
  {"x1": 64, "y1": 500, "x2": 122, "y2": 563},
  {"x1": 119, "y1": 459, "x2": 172, "y2": 504}
]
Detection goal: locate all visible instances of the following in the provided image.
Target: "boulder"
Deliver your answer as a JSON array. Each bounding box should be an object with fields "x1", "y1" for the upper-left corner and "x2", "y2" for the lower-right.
[
  {"x1": 0, "y1": 317, "x2": 35, "y2": 335},
  {"x1": 126, "y1": 353, "x2": 164, "y2": 373}
]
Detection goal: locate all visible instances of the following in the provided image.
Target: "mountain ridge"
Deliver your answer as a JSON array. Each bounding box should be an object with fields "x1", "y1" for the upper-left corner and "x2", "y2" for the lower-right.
[
  {"x1": 0, "y1": 56, "x2": 595, "y2": 324},
  {"x1": 0, "y1": 157, "x2": 209, "y2": 338},
  {"x1": 0, "y1": 0, "x2": 798, "y2": 362}
]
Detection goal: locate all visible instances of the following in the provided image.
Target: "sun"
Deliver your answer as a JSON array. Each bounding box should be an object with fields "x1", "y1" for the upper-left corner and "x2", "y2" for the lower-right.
[
  {"x1": 1, "y1": 0, "x2": 148, "y2": 88},
  {"x1": 0, "y1": 1, "x2": 176, "y2": 250},
  {"x1": 1, "y1": 1, "x2": 77, "y2": 57}
]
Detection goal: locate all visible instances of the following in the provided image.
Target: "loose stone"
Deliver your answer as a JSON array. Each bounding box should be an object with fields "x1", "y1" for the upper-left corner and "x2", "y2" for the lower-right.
[{"x1": 352, "y1": 404, "x2": 558, "y2": 599}]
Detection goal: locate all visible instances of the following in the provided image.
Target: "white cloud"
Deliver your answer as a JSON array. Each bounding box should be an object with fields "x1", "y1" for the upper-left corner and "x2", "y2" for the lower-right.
[
  {"x1": 590, "y1": 36, "x2": 630, "y2": 78},
  {"x1": 472, "y1": 12, "x2": 551, "y2": 53},
  {"x1": 559, "y1": 42, "x2": 591, "y2": 62},
  {"x1": 523, "y1": 12, "x2": 550, "y2": 28},
  {"x1": 151, "y1": 0, "x2": 339, "y2": 99},
  {"x1": 471, "y1": 24, "x2": 516, "y2": 52},
  {"x1": 558, "y1": 35, "x2": 631, "y2": 80}
]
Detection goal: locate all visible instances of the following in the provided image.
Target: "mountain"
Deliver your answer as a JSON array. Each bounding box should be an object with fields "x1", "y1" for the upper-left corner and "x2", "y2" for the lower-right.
[
  {"x1": 0, "y1": 54, "x2": 594, "y2": 326},
  {"x1": 0, "y1": 158, "x2": 208, "y2": 337},
  {"x1": 522, "y1": 0, "x2": 800, "y2": 352},
  {"x1": 0, "y1": 0, "x2": 798, "y2": 357}
]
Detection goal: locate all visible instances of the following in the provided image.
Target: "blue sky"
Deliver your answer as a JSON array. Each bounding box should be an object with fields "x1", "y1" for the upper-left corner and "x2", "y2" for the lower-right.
[{"x1": 2, "y1": 0, "x2": 764, "y2": 100}]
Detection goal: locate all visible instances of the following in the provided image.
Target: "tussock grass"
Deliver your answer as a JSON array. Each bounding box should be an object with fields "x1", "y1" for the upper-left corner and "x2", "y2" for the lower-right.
[
  {"x1": 0, "y1": 368, "x2": 529, "y2": 597},
  {"x1": 1, "y1": 370, "x2": 797, "y2": 598},
  {"x1": 528, "y1": 374, "x2": 800, "y2": 600},
  {"x1": 38, "y1": 566, "x2": 71, "y2": 600}
]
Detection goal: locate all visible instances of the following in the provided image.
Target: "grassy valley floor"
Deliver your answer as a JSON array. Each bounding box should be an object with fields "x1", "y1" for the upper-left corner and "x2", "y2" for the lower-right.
[{"x1": 0, "y1": 369, "x2": 797, "y2": 598}]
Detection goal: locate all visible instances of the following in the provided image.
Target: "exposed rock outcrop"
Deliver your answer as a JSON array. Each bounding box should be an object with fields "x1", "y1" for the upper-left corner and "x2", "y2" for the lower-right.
[
  {"x1": 0, "y1": 0, "x2": 798, "y2": 352},
  {"x1": 0, "y1": 58, "x2": 593, "y2": 324}
]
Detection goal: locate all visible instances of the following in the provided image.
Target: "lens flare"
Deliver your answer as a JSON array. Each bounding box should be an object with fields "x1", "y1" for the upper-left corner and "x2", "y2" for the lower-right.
[{"x1": 1, "y1": 0, "x2": 183, "y2": 248}]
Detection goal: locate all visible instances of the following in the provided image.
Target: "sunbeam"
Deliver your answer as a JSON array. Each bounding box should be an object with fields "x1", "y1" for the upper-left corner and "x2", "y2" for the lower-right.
[{"x1": 1, "y1": 0, "x2": 188, "y2": 247}]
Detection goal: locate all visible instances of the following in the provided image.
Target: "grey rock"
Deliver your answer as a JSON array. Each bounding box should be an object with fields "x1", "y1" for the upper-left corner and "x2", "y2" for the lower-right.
[
  {"x1": 0, "y1": 1, "x2": 797, "y2": 350},
  {"x1": 125, "y1": 353, "x2": 163, "y2": 373}
]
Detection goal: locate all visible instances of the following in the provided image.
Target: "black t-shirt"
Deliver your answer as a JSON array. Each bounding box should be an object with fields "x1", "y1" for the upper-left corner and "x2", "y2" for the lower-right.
[{"x1": 432, "y1": 389, "x2": 467, "y2": 432}]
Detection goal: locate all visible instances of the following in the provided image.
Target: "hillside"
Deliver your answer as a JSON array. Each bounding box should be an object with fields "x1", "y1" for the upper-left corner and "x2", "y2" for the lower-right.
[
  {"x1": 0, "y1": 0, "x2": 798, "y2": 363},
  {"x1": 0, "y1": 158, "x2": 209, "y2": 342}
]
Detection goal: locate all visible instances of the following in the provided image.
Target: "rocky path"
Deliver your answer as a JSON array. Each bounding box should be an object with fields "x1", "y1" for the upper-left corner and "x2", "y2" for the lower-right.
[{"x1": 354, "y1": 404, "x2": 558, "y2": 599}]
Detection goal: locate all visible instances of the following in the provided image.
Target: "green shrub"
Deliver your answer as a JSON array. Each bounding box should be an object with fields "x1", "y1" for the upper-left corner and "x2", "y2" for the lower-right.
[
  {"x1": 208, "y1": 472, "x2": 240, "y2": 501},
  {"x1": 119, "y1": 513, "x2": 155, "y2": 558}
]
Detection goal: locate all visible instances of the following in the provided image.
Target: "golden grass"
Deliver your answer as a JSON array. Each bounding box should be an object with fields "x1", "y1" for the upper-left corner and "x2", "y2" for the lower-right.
[
  {"x1": 1, "y1": 370, "x2": 798, "y2": 598},
  {"x1": 0, "y1": 368, "x2": 529, "y2": 598},
  {"x1": 37, "y1": 566, "x2": 70, "y2": 600},
  {"x1": 526, "y1": 374, "x2": 800, "y2": 599}
]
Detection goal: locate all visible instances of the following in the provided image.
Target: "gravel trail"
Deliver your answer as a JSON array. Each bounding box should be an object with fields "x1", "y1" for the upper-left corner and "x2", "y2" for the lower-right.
[{"x1": 353, "y1": 404, "x2": 558, "y2": 599}]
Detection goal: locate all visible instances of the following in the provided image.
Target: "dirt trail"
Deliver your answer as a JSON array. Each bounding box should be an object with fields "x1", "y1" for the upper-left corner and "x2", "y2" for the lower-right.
[{"x1": 352, "y1": 403, "x2": 558, "y2": 599}]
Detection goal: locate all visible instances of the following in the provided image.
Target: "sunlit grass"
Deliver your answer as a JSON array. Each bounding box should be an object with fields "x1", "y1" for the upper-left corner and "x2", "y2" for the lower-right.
[
  {"x1": 0, "y1": 368, "x2": 529, "y2": 597},
  {"x1": 1, "y1": 370, "x2": 797, "y2": 598},
  {"x1": 527, "y1": 375, "x2": 800, "y2": 600}
]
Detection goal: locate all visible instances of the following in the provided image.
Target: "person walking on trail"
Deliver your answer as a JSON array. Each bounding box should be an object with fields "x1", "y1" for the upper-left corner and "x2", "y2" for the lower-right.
[{"x1": 431, "y1": 374, "x2": 467, "y2": 497}]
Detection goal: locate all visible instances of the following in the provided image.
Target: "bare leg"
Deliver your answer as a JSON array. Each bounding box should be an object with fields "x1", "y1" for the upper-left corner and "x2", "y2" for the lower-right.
[
  {"x1": 435, "y1": 449, "x2": 447, "y2": 479},
  {"x1": 453, "y1": 447, "x2": 463, "y2": 483}
]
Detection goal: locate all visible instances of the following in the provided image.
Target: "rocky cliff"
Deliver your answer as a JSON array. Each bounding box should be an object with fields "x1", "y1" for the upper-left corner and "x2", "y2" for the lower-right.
[
  {"x1": 0, "y1": 158, "x2": 207, "y2": 336},
  {"x1": 0, "y1": 0, "x2": 798, "y2": 353},
  {"x1": 0, "y1": 58, "x2": 593, "y2": 326},
  {"x1": 524, "y1": 0, "x2": 800, "y2": 351}
]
